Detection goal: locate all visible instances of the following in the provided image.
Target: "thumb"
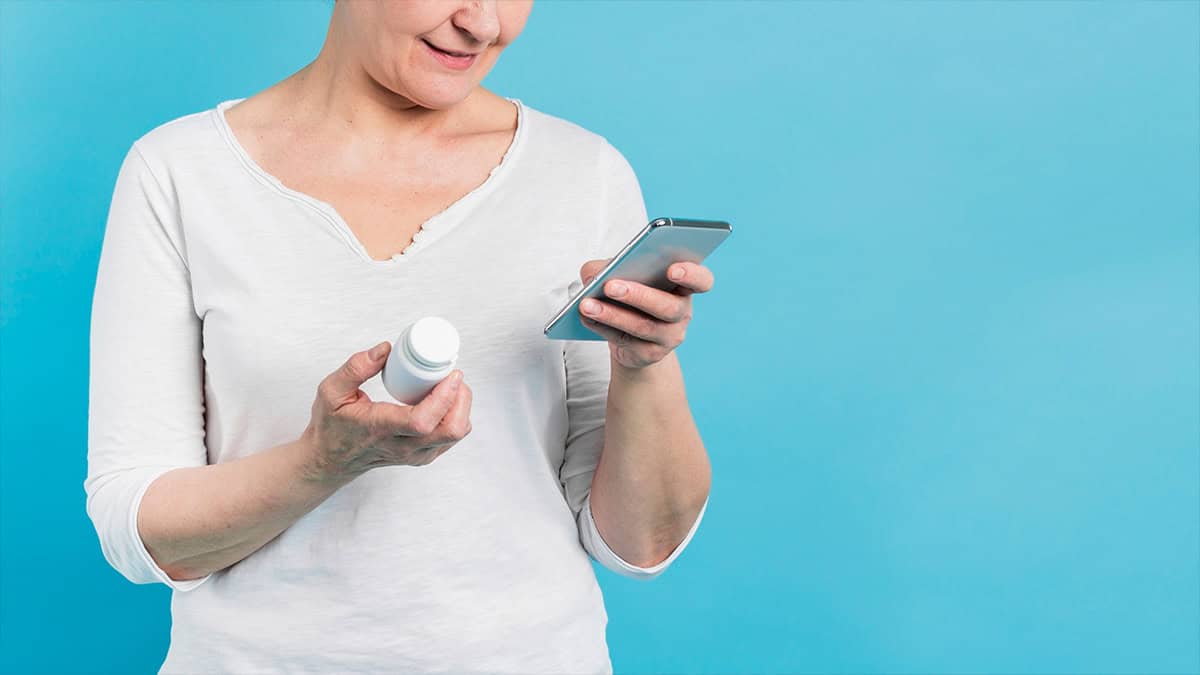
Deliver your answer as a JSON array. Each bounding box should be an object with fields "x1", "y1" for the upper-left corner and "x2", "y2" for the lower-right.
[
  {"x1": 580, "y1": 258, "x2": 610, "y2": 285},
  {"x1": 324, "y1": 341, "x2": 391, "y2": 402}
]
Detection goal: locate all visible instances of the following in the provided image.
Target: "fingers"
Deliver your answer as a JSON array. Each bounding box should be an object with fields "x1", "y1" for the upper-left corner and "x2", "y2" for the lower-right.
[
  {"x1": 368, "y1": 370, "x2": 463, "y2": 438},
  {"x1": 580, "y1": 313, "x2": 639, "y2": 346},
  {"x1": 579, "y1": 258, "x2": 610, "y2": 285},
  {"x1": 666, "y1": 262, "x2": 714, "y2": 295},
  {"x1": 599, "y1": 279, "x2": 691, "y2": 323},
  {"x1": 395, "y1": 380, "x2": 472, "y2": 465},
  {"x1": 432, "y1": 377, "x2": 473, "y2": 442},
  {"x1": 319, "y1": 341, "x2": 391, "y2": 406},
  {"x1": 581, "y1": 295, "x2": 679, "y2": 346}
]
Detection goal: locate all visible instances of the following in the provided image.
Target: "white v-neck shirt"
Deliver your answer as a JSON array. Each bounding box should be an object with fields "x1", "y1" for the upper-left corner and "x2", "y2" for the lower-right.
[{"x1": 84, "y1": 96, "x2": 708, "y2": 674}]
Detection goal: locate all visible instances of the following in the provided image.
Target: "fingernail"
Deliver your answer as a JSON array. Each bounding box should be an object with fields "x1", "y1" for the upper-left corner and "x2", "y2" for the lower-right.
[
  {"x1": 450, "y1": 371, "x2": 462, "y2": 388},
  {"x1": 670, "y1": 266, "x2": 685, "y2": 280},
  {"x1": 582, "y1": 299, "x2": 600, "y2": 315},
  {"x1": 369, "y1": 342, "x2": 389, "y2": 360},
  {"x1": 607, "y1": 281, "x2": 627, "y2": 298}
]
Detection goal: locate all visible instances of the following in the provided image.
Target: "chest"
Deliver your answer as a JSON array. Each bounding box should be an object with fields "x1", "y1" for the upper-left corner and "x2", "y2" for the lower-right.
[
  {"x1": 187, "y1": 189, "x2": 584, "y2": 440},
  {"x1": 245, "y1": 133, "x2": 513, "y2": 262}
]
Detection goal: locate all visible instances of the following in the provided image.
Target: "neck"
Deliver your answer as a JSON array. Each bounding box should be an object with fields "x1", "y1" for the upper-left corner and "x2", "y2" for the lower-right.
[{"x1": 280, "y1": 40, "x2": 479, "y2": 145}]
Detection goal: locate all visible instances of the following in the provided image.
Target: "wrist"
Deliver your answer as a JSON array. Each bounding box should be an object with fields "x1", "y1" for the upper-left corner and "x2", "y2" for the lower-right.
[
  {"x1": 610, "y1": 350, "x2": 679, "y2": 384},
  {"x1": 294, "y1": 426, "x2": 366, "y2": 489}
]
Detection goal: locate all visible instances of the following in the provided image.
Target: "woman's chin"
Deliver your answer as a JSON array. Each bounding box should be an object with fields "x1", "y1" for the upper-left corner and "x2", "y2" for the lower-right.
[{"x1": 399, "y1": 80, "x2": 477, "y2": 110}]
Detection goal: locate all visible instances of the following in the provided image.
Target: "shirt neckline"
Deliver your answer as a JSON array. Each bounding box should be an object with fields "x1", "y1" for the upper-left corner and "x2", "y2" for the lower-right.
[{"x1": 211, "y1": 95, "x2": 528, "y2": 266}]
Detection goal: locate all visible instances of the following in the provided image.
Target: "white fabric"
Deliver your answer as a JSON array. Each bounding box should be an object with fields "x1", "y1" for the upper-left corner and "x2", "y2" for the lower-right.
[{"x1": 84, "y1": 96, "x2": 708, "y2": 674}]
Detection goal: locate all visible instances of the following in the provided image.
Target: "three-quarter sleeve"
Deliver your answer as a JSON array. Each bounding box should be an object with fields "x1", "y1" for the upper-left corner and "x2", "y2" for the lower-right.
[
  {"x1": 84, "y1": 142, "x2": 212, "y2": 592},
  {"x1": 558, "y1": 140, "x2": 709, "y2": 580}
]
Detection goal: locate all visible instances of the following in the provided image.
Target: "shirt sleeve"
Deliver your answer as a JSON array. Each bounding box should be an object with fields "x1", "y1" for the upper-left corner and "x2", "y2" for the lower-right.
[
  {"x1": 558, "y1": 139, "x2": 708, "y2": 580},
  {"x1": 83, "y1": 142, "x2": 213, "y2": 592}
]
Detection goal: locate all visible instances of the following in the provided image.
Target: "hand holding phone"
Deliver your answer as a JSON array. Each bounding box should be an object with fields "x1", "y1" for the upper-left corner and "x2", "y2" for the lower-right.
[{"x1": 544, "y1": 217, "x2": 732, "y2": 341}]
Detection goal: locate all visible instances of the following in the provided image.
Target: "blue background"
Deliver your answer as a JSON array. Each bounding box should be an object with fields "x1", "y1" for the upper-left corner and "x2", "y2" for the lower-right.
[{"x1": 2, "y1": 1, "x2": 1197, "y2": 673}]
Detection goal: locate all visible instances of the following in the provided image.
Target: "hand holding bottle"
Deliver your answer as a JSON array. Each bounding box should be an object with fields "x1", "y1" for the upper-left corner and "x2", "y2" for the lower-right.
[{"x1": 301, "y1": 339, "x2": 472, "y2": 483}]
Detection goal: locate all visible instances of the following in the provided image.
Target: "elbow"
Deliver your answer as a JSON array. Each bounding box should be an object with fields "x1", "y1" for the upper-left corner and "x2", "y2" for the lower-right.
[
  {"x1": 627, "y1": 492, "x2": 712, "y2": 580},
  {"x1": 139, "y1": 531, "x2": 194, "y2": 583},
  {"x1": 579, "y1": 491, "x2": 709, "y2": 581},
  {"x1": 635, "y1": 491, "x2": 709, "y2": 564},
  {"x1": 84, "y1": 469, "x2": 138, "y2": 582},
  {"x1": 620, "y1": 529, "x2": 682, "y2": 570},
  {"x1": 83, "y1": 465, "x2": 201, "y2": 588},
  {"x1": 155, "y1": 558, "x2": 207, "y2": 584}
]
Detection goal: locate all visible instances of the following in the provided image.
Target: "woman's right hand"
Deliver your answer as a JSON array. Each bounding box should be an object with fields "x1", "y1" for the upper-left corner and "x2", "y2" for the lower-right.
[{"x1": 301, "y1": 340, "x2": 473, "y2": 484}]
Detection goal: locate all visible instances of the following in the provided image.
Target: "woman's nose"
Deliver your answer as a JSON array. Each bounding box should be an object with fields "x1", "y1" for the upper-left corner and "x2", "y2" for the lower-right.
[{"x1": 452, "y1": 0, "x2": 501, "y2": 47}]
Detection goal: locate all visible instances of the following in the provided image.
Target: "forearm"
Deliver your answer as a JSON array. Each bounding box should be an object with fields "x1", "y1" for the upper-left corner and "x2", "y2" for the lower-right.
[
  {"x1": 137, "y1": 430, "x2": 354, "y2": 581},
  {"x1": 589, "y1": 350, "x2": 712, "y2": 567}
]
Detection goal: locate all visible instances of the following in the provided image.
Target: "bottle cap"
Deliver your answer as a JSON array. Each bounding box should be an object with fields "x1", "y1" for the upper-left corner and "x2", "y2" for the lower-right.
[{"x1": 406, "y1": 316, "x2": 459, "y2": 369}]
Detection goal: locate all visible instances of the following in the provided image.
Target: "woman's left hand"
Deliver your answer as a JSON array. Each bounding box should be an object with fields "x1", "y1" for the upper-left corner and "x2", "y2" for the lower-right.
[{"x1": 576, "y1": 259, "x2": 715, "y2": 369}]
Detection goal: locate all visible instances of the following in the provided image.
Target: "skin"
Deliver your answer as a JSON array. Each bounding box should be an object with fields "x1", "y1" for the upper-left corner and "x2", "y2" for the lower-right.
[
  {"x1": 139, "y1": 0, "x2": 711, "y2": 581},
  {"x1": 576, "y1": 262, "x2": 714, "y2": 566}
]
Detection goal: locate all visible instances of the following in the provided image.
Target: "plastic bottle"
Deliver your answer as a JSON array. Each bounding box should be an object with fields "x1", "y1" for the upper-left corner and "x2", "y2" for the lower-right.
[{"x1": 381, "y1": 316, "x2": 461, "y2": 405}]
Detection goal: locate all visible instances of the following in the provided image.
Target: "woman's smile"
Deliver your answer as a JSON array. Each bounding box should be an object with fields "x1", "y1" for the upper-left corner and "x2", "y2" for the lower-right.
[{"x1": 421, "y1": 38, "x2": 478, "y2": 70}]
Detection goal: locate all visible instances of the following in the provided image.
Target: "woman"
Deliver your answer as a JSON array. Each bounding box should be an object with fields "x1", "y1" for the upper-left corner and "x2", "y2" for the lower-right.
[{"x1": 85, "y1": 1, "x2": 713, "y2": 672}]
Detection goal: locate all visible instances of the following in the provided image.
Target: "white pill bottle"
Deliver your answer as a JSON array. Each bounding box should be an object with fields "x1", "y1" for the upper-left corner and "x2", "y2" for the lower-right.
[{"x1": 381, "y1": 316, "x2": 460, "y2": 405}]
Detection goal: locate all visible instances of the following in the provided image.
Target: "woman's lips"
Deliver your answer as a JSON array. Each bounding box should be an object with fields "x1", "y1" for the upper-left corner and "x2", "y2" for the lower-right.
[{"x1": 421, "y1": 39, "x2": 477, "y2": 71}]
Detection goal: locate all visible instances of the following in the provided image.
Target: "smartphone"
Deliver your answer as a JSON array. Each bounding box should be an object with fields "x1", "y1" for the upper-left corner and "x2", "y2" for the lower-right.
[{"x1": 544, "y1": 217, "x2": 733, "y2": 341}]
